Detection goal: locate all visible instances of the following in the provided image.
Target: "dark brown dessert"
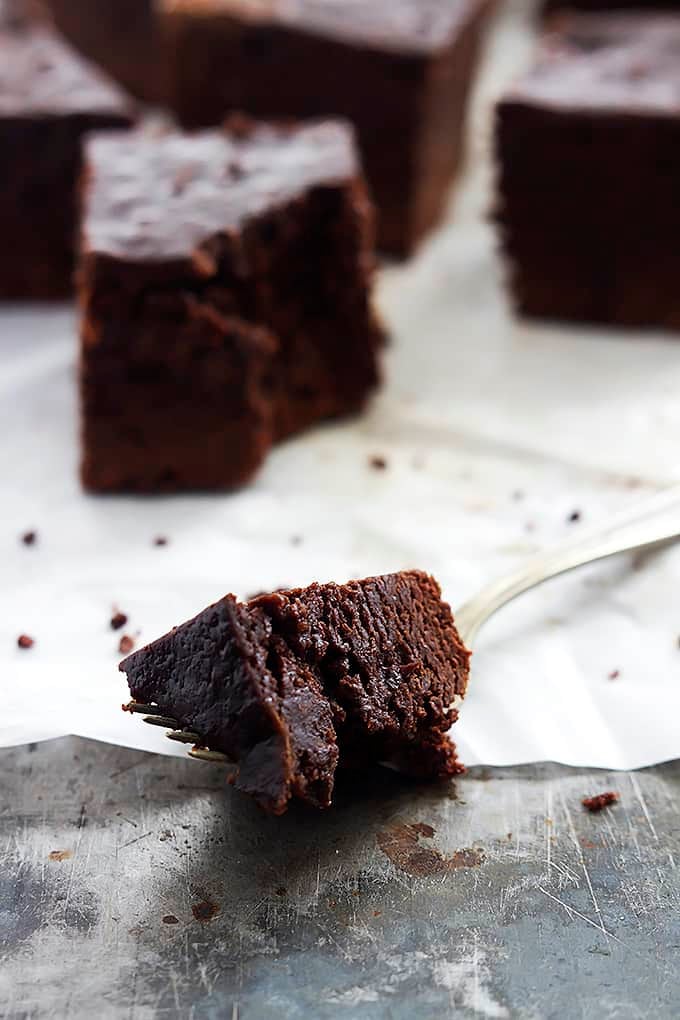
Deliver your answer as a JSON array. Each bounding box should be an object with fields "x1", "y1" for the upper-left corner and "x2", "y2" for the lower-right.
[
  {"x1": 0, "y1": 21, "x2": 133, "y2": 299},
  {"x1": 495, "y1": 14, "x2": 680, "y2": 329},
  {"x1": 41, "y1": 0, "x2": 163, "y2": 102},
  {"x1": 79, "y1": 119, "x2": 382, "y2": 492},
  {"x1": 160, "y1": 0, "x2": 494, "y2": 255},
  {"x1": 121, "y1": 570, "x2": 470, "y2": 815}
]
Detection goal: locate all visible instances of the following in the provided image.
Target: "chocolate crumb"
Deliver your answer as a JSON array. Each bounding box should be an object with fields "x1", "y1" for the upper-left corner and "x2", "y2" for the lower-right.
[
  {"x1": 582, "y1": 791, "x2": 619, "y2": 813},
  {"x1": 568, "y1": 510, "x2": 582, "y2": 523},
  {"x1": 275, "y1": 886, "x2": 287, "y2": 897},
  {"x1": 608, "y1": 669, "x2": 620, "y2": 681},
  {"x1": 21, "y1": 530, "x2": 37, "y2": 546},
  {"x1": 17, "y1": 634, "x2": 34, "y2": 649},
  {"x1": 369, "y1": 455, "x2": 388, "y2": 471},
  {"x1": 162, "y1": 915, "x2": 180, "y2": 925},
  {"x1": 153, "y1": 536, "x2": 168, "y2": 547},
  {"x1": 110, "y1": 611, "x2": 128, "y2": 631},
  {"x1": 119, "y1": 634, "x2": 135, "y2": 655}
]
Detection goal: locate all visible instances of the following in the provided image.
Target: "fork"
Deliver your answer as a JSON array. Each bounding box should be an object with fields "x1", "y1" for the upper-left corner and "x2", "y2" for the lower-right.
[{"x1": 125, "y1": 482, "x2": 680, "y2": 763}]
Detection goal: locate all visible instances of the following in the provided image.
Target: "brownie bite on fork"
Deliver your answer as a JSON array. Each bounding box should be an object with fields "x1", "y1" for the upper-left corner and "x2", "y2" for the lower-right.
[{"x1": 121, "y1": 571, "x2": 470, "y2": 814}]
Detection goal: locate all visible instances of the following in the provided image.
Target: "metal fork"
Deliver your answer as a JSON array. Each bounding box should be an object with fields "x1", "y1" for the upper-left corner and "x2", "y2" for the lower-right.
[{"x1": 125, "y1": 482, "x2": 680, "y2": 762}]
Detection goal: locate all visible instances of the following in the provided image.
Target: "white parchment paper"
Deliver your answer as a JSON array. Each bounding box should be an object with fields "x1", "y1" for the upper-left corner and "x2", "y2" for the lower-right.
[{"x1": 3, "y1": 3, "x2": 680, "y2": 770}]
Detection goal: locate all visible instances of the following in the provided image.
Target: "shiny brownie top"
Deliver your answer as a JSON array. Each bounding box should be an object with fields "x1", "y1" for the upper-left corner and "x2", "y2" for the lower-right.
[
  {"x1": 162, "y1": 0, "x2": 481, "y2": 53},
  {"x1": 83, "y1": 119, "x2": 359, "y2": 261},
  {"x1": 0, "y1": 22, "x2": 132, "y2": 116},
  {"x1": 506, "y1": 14, "x2": 680, "y2": 114}
]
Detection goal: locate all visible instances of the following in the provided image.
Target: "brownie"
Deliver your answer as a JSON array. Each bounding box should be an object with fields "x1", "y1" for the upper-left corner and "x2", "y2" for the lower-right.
[
  {"x1": 495, "y1": 14, "x2": 680, "y2": 329},
  {"x1": 79, "y1": 119, "x2": 382, "y2": 492},
  {"x1": 0, "y1": 22, "x2": 133, "y2": 299},
  {"x1": 121, "y1": 570, "x2": 470, "y2": 814},
  {"x1": 160, "y1": 0, "x2": 494, "y2": 256},
  {"x1": 40, "y1": 0, "x2": 162, "y2": 102}
]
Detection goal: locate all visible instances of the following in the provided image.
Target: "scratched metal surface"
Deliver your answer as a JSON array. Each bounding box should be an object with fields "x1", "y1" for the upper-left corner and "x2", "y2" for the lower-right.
[{"x1": 0, "y1": 737, "x2": 678, "y2": 1019}]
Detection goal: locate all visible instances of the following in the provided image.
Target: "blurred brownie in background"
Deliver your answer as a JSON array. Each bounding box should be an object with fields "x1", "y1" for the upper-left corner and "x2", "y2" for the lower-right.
[
  {"x1": 160, "y1": 0, "x2": 494, "y2": 256},
  {"x1": 495, "y1": 14, "x2": 680, "y2": 329},
  {"x1": 40, "y1": 0, "x2": 163, "y2": 102},
  {"x1": 79, "y1": 119, "x2": 383, "y2": 492},
  {"x1": 0, "y1": 21, "x2": 133, "y2": 299}
]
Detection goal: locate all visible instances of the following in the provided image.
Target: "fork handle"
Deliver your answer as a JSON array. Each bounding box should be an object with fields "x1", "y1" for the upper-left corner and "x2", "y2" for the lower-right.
[{"x1": 454, "y1": 491, "x2": 680, "y2": 648}]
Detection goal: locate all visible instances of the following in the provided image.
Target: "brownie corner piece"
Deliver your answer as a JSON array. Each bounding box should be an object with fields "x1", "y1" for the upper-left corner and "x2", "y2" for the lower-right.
[
  {"x1": 494, "y1": 13, "x2": 680, "y2": 328},
  {"x1": 0, "y1": 20, "x2": 133, "y2": 299},
  {"x1": 121, "y1": 570, "x2": 470, "y2": 814},
  {"x1": 79, "y1": 119, "x2": 382, "y2": 493}
]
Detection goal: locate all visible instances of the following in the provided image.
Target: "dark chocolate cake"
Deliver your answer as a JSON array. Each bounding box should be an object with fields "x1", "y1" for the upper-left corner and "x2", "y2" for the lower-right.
[
  {"x1": 121, "y1": 571, "x2": 470, "y2": 814},
  {"x1": 160, "y1": 0, "x2": 494, "y2": 255},
  {"x1": 79, "y1": 118, "x2": 383, "y2": 492},
  {"x1": 0, "y1": 20, "x2": 133, "y2": 298},
  {"x1": 495, "y1": 14, "x2": 680, "y2": 328}
]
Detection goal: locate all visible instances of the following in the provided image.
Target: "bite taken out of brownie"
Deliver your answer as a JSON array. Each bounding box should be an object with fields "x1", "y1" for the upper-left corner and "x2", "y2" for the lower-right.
[
  {"x1": 79, "y1": 118, "x2": 383, "y2": 493},
  {"x1": 0, "y1": 20, "x2": 133, "y2": 299},
  {"x1": 494, "y1": 14, "x2": 680, "y2": 329},
  {"x1": 121, "y1": 571, "x2": 470, "y2": 815},
  {"x1": 160, "y1": 0, "x2": 494, "y2": 256}
]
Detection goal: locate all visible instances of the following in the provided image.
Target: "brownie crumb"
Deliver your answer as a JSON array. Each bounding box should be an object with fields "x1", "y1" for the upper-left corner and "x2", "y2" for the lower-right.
[
  {"x1": 608, "y1": 669, "x2": 620, "y2": 681},
  {"x1": 582, "y1": 791, "x2": 619, "y2": 813},
  {"x1": 119, "y1": 634, "x2": 135, "y2": 655},
  {"x1": 369, "y1": 455, "x2": 388, "y2": 471},
  {"x1": 17, "y1": 634, "x2": 35, "y2": 649},
  {"x1": 110, "y1": 611, "x2": 128, "y2": 631},
  {"x1": 162, "y1": 915, "x2": 180, "y2": 925},
  {"x1": 568, "y1": 510, "x2": 582, "y2": 523},
  {"x1": 153, "y1": 536, "x2": 168, "y2": 547},
  {"x1": 21, "y1": 530, "x2": 37, "y2": 546}
]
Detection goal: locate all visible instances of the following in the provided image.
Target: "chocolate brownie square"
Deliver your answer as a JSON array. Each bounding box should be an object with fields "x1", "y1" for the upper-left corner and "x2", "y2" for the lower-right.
[
  {"x1": 121, "y1": 570, "x2": 469, "y2": 814},
  {"x1": 495, "y1": 14, "x2": 680, "y2": 328},
  {"x1": 0, "y1": 22, "x2": 133, "y2": 299},
  {"x1": 160, "y1": 0, "x2": 494, "y2": 256},
  {"x1": 79, "y1": 119, "x2": 382, "y2": 492}
]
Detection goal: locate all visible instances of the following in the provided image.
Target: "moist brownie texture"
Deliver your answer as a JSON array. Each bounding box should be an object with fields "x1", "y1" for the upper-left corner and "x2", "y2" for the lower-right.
[
  {"x1": 121, "y1": 571, "x2": 470, "y2": 815},
  {"x1": 495, "y1": 14, "x2": 680, "y2": 328},
  {"x1": 79, "y1": 119, "x2": 382, "y2": 492},
  {"x1": 0, "y1": 22, "x2": 133, "y2": 299},
  {"x1": 160, "y1": 0, "x2": 493, "y2": 255}
]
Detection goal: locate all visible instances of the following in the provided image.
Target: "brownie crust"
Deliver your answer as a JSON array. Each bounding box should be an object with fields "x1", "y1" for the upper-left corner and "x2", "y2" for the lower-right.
[{"x1": 121, "y1": 570, "x2": 470, "y2": 814}]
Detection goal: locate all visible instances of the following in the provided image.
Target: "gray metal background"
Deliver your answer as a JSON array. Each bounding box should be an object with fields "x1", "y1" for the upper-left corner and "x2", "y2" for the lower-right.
[{"x1": 1, "y1": 737, "x2": 678, "y2": 1018}]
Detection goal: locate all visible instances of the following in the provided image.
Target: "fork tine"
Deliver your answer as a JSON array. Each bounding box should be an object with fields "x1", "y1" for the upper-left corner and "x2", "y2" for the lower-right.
[
  {"x1": 189, "y1": 747, "x2": 231, "y2": 764},
  {"x1": 143, "y1": 714, "x2": 180, "y2": 728},
  {"x1": 167, "y1": 729, "x2": 201, "y2": 744},
  {"x1": 122, "y1": 701, "x2": 159, "y2": 715}
]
